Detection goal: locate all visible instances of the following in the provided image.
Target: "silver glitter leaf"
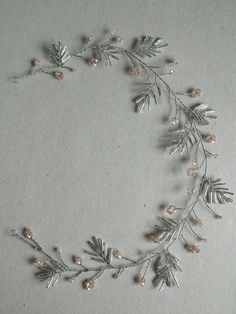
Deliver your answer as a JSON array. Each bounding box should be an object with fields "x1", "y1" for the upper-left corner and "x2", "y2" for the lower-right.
[
  {"x1": 96, "y1": 45, "x2": 120, "y2": 66},
  {"x1": 167, "y1": 128, "x2": 198, "y2": 156},
  {"x1": 35, "y1": 259, "x2": 66, "y2": 288},
  {"x1": 49, "y1": 41, "x2": 71, "y2": 66},
  {"x1": 134, "y1": 83, "x2": 160, "y2": 113},
  {"x1": 86, "y1": 236, "x2": 113, "y2": 264},
  {"x1": 154, "y1": 218, "x2": 183, "y2": 244},
  {"x1": 133, "y1": 36, "x2": 167, "y2": 58},
  {"x1": 153, "y1": 251, "x2": 181, "y2": 290},
  {"x1": 200, "y1": 178, "x2": 233, "y2": 204},
  {"x1": 186, "y1": 103, "x2": 216, "y2": 126}
]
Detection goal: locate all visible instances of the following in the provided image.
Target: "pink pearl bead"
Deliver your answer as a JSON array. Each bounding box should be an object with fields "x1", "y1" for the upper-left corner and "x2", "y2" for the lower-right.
[
  {"x1": 73, "y1": 256, "x2": 82, "y2": 265},
  {"x1": 187, "y1": 188, "x2": 193, "y2": 194},
  {"x1": 185, "y1": 244, "x2": 200, "y2": 253},
  {"x1": 113, "y1": 35, "x2": 123, "y2": 43},
  {"x1": 89, "y1": 58, "x2": 99, "y2": 66},
  {"x1": 83, "y1": 279, "x2": 95, "y2": 290},
  {"x1": 113, "y1": 250, "x2": 123, "y2": 259},
  {"x1": 169, "y1": 117, "x2": 179, "y2": 125},
  {"x1": 192, "y1": 158, "x2": 197, "y2": 166},
  {"x1": 53, "y1": 71, "x2": 64, "y2": 80},
  {"x1": 187, "y1": 168, "x2": 197, "y2": 176},
  {"x1": 23, "y1": 228, "x2": 33, "y2": 239},
  {"x1": 189, "y1": 88, "x2": 202, "y2": 98},
  {"x1": 165, "y1": 205, "x2": 176, "y2": 214},
  {"x1": 31, "y1": 59, "x2": 40, "y2": 66},
  {"x1": 203, "y1": 134, "x2": 216, "y2": 143},
  {"x1": 33, "y1": 258, "x2": 42, "y2": 267},
  {"x1": 136, "y1": 277, "x2": 145, "y2": 286}
]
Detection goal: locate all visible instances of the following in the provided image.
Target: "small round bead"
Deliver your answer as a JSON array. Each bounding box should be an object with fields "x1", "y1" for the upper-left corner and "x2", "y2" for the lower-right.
[
  {"x1": 88, "y1": 58, "x2": 99, "y2": 66},
  {"x1": 32, "y1": 258, "x2": 42, "y2": 267},
  {"x1": 31, "y1": 59, "x2": 40, "y2": 66},
  {"x1": 194, "y1": 218, "x2": 203, "y2": 226},
  {"x1": 169, "y1": 117, "x2": 179, "y2": 125},
  {"x1": 167, "y1": 58, "x2": 179, "y2": 65},
  {"x1": 53, "y1": 71, "x2": 64, "y2": 80},
  {"x1": 65, "y1": 276, "x2": 75, "y2": 283},
  {"x1": 165, "y1": 205, "x2": 176, "y2": 214},
  {"x1": 187, "y1": 168, "x2": 198, "y2": 176},
  {"x1": 189, "y1": 88, "x2": 202, "y2": 98},
  {"x1": 136, "y1": 277, "x2": 145, "y2": 286},
  {"x1": 203, "y1": 134, "x2": 216, "y2": 143},
  {"x1": 83, "y1": 279, "x2": 95, "y2": 290},
  {"x1": 73, "y1": 255, "x2": 82, "y2": 265},
  {"x1": 113, "y1": 35, "x2": 123, "y2": 43},
  {"x1": 147, "y1": 232, "x2": 158, "y2": 243},
  {"x1": 23, "y1": 228, "x2": 33, "y2": 239},
  {"x1": 130, "y1": 67, "x2": 142, "y2": 77},
  {"x1": 112, "y1": 273, "x2": 119, "y2": 279},
  {"x1": 185, "y1": 244, "x2": 200, "y2": 253},
  {"x1": 192, "y1": 158, "x2": 197, "y2": 166},
  {"x1": 113, "y1": 250, "x2": 123, "y2": 259},
  {"x1": 85, "y1": 35, "x2": 94, "y2": 44},
  {"x1": 187, "y1": 188, "x2": 193, "y2": 194}
]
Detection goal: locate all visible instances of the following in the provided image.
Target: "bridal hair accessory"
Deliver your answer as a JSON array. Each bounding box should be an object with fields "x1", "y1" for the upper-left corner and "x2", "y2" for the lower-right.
[{"x1": 10, "y1": 30, "x2": 233, "y2": 290}]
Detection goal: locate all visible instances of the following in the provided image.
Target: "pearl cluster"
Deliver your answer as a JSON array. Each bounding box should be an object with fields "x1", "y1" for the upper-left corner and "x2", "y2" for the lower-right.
[
  {"x1": 169, "y1": 117, "x2": 179, "y2": 126},
  {"x1": 72, "y1": 255, "x2": 82, "y2": 265},
  {"x1": 203, "y1": 134, "x2": 216, "y2": 143},
  {"x1": 130, "y1": 67, "x2": 148, "y2": 77},
  {"x1": 136, "y1": 277, "x2": 145, "y2": 286},
  {"x1": 147, "y1": 232, "x2": 159, "y2": 243},
  {"x1": 83, "y1": 279, "x2": 95, "y2": 290},
  {"x1": 193, "y1": 218, "x2": 203, "y2": 227},
  {"x1": 88, "y1": 58, "x2": 99, "y2": 66},
  {"x1": 189, "y1": 88, "x2": 202, "y2": 98},
  {"x1": 112, "y1": 250, "x2": 123, "y2": 259},
  {"x1": 23, "y1": 227, "x2": 33, "y2": 239},
  {"x1": 31, "y1": 58, "x2": 40, "y2": 67},
  {"x1": 165, "y1": 205, "x2": 177, "y2": 214},
  {"x1": 32, "y1": 258, "x2": 43, "y2": 267},
  {"x1": 53, "y1": 71, "x2": 64, "y2": 80},
  {"x1": 185, "y1": 244, "x2": 200, "y2": 253}
]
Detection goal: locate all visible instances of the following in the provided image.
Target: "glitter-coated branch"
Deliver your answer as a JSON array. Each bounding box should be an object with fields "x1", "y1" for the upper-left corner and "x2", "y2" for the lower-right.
[{"x1": 10, "y1": 31, "x2": 233, "y2": 291}]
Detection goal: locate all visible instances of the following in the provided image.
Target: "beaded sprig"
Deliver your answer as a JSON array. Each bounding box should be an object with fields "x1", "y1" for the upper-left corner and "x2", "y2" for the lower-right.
[{"x1": 10, "y1": 31, "x2": 233, "y2": 290}]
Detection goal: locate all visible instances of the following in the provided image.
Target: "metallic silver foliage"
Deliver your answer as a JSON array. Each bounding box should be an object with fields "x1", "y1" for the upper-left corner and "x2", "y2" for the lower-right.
[
  {"x1": 200, "y1": 178, "x2": 234, "y2": 204},
  {"x1": 134, "y1": 82, "x2": 161, "y2": 113},
  {"x1": 153, "y1": 251, "x2": 181, "y2": 290},
  {"x1": 132, "y1": 36, "x2": 167, "y2": 58},
  {"x1": 96, "y1": 44, "x2": 120, "y2": 66},
  {"x1": 49, "y1": 41, "x2": 71, "y2": 66},
  {"x1": 167, "y1": 128, "x2": 198, "y2": 155},
  {"x1": 85, "y1": 236, "x2": 113, "y2": 264},
  {"x1": 186, "y1": 103, "x2": 217, "y2": 126},
  {"x1": 154, "y1": 218, "x2": 184, "y2": 244}
]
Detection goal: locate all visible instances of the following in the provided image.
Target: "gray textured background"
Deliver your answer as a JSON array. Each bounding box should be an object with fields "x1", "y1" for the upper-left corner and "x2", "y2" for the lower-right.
[{"x1": 1, "y1": 1, "x2": 236, "y2": 313}]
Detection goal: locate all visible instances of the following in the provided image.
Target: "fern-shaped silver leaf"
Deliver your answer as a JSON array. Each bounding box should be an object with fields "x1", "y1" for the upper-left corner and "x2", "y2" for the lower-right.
[
  {"x1": 36, "y1": 259, "x2": 66, "y2": 288},
  {"x1": 186, "y1": 103, "x2": 216, "y2": 125},
  {"x1": 135, "y1": 83, "x2": 160, "y2": 113},
  {"x1": 133, "y1": 36, "x2": 167, "y2": 58},
  {"x1": 153, "y1": 251, "x2": 181, "y2": 290},
  {"x1": 49, "y1": 41, "x2": 71, "y2": 66},
  {"x1": 154, "y1": 218, "x2": 183, "y2": 244},
  {"x1": 200, "y1": 178, "x2": 233, "y2": 204},
  {"x1": 167, "y1": 128, "x2": 198, "y2": 155},
  {"x1": 84, "y1": 236, "x2": 113, "y2": 263},
  {"x1": 96, "y1": 45, "x2": 120, "y2": 66}
]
